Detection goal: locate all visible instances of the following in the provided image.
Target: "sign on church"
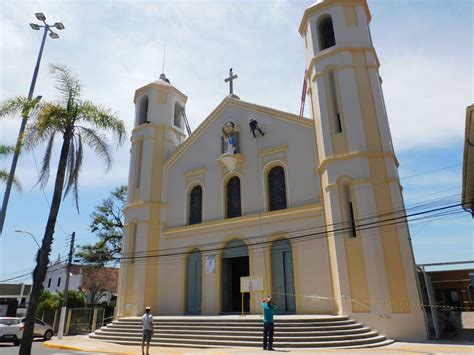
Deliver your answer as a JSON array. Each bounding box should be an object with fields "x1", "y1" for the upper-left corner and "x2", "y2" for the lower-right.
[{"x1": 240, "y1": 276, "x2": 264, "y2": 293}]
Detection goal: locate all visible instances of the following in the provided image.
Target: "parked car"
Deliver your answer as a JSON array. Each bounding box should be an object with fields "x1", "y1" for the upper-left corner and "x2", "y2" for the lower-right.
[{"x1": 0, "y1": 317, "x2": 53, "y2": 346}]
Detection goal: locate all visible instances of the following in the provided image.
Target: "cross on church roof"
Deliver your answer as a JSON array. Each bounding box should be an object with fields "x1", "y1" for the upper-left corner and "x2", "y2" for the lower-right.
[{"x1": 224, "y1": 68, "x2": 239, "y2": 99}]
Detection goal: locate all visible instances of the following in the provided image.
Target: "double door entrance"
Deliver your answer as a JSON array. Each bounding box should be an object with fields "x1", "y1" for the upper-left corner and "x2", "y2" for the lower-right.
[
  {"x1": 271, "y1": 239, "x2": 296, "y2": 313},
  {"x1": 186, "y1": 238, "x2": 296, "y2": 314},
  {"x1": 186, "y1": 249, "x2": 202, "y2": 314},
  {"x1": 221, "y1": 239, "x2": 250, "y2": 313}
]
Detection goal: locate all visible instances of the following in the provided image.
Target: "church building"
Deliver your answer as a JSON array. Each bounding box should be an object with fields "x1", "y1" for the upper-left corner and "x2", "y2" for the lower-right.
[{"x1": 117, "y1": 0, "x2": 426, "y2": 340}]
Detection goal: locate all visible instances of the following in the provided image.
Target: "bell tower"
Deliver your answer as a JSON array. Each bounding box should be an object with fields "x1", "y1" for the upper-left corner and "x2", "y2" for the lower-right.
[
  {"x1": 300, "y1": 0, "x2": 425, "y2": 339},
  {"x1": 117, "y1": 74, "x2": 187, "y2": 316}
]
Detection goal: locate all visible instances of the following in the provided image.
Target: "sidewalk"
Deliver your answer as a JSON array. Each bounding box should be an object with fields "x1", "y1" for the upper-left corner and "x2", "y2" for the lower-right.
[{"x1": 44, "y1": 336, "x2": 474, "y2": 355}]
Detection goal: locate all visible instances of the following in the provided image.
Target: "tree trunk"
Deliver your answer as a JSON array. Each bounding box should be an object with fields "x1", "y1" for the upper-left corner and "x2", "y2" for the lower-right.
[{"x1": 20, "y1": 129, "x2": 72, "y2": 355}]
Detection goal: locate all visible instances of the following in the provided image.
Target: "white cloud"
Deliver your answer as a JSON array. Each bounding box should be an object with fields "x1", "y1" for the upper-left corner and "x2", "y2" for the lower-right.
[{"x1": 1, "y1": 0, "x2": 471, "y2": 193}]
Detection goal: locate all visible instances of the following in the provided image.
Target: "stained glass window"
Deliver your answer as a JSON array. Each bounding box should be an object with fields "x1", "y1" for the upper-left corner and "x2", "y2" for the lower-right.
[
  {"x1": 268, "y1": 166, "x2": 287, "y2": 211},
  {"x1": 189, "y1": 185, "x2": 202, "y2": 225},
  {"x1": 226, "y1": 176, "x2": 241, "y2": 218}
]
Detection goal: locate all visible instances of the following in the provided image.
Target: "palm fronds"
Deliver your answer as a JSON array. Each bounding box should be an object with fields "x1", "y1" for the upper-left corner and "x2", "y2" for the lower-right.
[{"x1": 0, "y1": 145, "x2": 22, "y2": 191}]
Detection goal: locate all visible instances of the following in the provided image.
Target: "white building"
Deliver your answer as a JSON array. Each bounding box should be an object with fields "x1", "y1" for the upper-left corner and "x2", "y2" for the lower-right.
[
  {"x1": 117, "y1": 0, "x2": 427, "y2": 341},
  {"x1": 43, "y1": 262, "x2": 118, "y2": 305}
]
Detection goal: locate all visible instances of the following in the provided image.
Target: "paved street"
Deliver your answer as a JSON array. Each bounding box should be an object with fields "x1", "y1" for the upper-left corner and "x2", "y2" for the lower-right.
[{"x1": 0, "y1": 339, "x2": 97, "y2": 355}]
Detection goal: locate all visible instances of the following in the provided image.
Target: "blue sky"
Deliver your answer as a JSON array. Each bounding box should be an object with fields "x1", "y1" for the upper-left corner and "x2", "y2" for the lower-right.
[{"x1": 0, "y1": 0, "x2": 472, "y2": 283}]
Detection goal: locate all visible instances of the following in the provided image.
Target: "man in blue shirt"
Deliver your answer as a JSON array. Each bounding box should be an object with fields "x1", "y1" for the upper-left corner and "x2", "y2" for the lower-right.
[{"x1": 262, "y1": 296, "x2": 276, "y2": 351}]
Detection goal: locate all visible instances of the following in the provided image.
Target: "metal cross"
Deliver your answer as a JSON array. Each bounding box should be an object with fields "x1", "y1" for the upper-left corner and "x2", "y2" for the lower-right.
[{"x1": 224, "y1": 68, "x2": 238, "y2": 96}]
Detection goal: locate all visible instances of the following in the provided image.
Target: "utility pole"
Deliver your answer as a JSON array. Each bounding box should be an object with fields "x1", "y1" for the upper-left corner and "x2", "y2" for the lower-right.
[
  {"x1": 57, "y1": 232, "x2": 75, "y2": 339},
  {"x1": 0, "y1": 13, "x2": 64, "y2": 235}
]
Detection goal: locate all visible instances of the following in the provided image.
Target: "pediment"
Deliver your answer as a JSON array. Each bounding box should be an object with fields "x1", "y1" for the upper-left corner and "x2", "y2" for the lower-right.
[{"x1": 164, "y1": 97, "x2": 313, "y2": 168}]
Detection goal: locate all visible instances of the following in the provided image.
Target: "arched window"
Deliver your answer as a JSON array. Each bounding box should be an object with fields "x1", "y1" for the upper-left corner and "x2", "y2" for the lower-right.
[
  {"x1": 268, "y1": 166, "x2": 287, "y2": 211},
  {"x1": 318, "y1": 16, "x2": 336, "y2": 50},
  {"x1": 189, "y1": 185, "x2": 202, "y2": 225},
  {"x1": 138, "y1": 95, "x2": 149, "y2": 125},
  {"x1": 226, "y1": 176, "x2": 241, "y2": 218},
  {"x1": 328, "y1": 69, "x2": 342, "y2": 133},
  {"x1": 174, "y1": 101, "x2": 182, "y2": 128},
  {"x1": 343, "y1": 184, "x2": 357, "y2": 238}
]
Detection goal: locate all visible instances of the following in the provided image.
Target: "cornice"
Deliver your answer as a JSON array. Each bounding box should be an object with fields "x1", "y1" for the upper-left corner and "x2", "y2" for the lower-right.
[{"x1": 162, "y1": 203, "x2": 322, "y2": 237}]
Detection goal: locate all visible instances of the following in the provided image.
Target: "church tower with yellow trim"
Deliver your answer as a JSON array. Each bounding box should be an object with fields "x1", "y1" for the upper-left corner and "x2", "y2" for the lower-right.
[
  {"x1": 117, "y1": 74, "x2": 188, "y2": 316},
  {"x1": 299, "y1": 0, "x2": 426, "y2": 338}
]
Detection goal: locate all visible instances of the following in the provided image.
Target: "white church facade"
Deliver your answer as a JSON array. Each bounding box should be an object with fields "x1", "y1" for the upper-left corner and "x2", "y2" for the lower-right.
[{"x1": 117, "y1": 0, "x2": 427, "y2": 340}]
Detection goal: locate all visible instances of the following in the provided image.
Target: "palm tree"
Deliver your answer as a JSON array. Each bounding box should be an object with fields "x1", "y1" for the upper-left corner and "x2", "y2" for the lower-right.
[
  {"x1": 0, "y1": 64, "x2": 126, "y2": 354},
  {"x1": 0, "y1": 145, "x2": 22, "y2": 190}
]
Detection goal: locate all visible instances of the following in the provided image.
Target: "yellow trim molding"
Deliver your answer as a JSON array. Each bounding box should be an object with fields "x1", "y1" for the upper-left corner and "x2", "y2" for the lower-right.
[
  {"x1": 184, "y1": 167, "x2": 207, "y2": 177},
  {"x1": 299, "y1": 0, "x2": 371, "y2": 35},
  {"x1": 317, "y1": 151, "x2": 399, "y2": 175},
  {"x1": 163, "y1": 204, "x2": 323, "y2": 237},
  {"x1": 260, "y1": 144, "x2": 288, "y2": 158},
  {"x1": 125, "y1": 201, "x2": 167, "y2": 211},
  {"x1": 306, "y1": 47, "x2": 380, "y2": 80},
  {"x1": 134, "y1": 81, "x2": 187, "y2": 104}
]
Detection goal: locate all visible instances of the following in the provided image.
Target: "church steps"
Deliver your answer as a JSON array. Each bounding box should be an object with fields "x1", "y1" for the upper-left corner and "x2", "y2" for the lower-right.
[
  {"x1": 93, "y1": 329, "x2": 380, "y2": 342},
  {"x1": 90, "y1": 333, "x2": 390, "y2": 348},
  {"x1": 114, "y1": 315, "x2": 350, "y2": 324},
  {"x1": 107, "y1": 320, "x2": 357, "y2": 327},
  {"x1": 105, "y1": 323, "x2": 364, "y2": 332},
  {"x1": 97, "y1": 326, "x2": 372, "y2": 337},
  {"x1": 91, "y1": 316, "x2": 392, "y2": 349}
]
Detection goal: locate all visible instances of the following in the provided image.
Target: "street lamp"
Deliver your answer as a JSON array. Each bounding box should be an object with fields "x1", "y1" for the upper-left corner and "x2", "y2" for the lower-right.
[
  {"x1": 14, "y1": 230, "x2": 41, "y2": 249},
  {"x1": 0, "y1": 13, "x2": 65, "y2": 235}
]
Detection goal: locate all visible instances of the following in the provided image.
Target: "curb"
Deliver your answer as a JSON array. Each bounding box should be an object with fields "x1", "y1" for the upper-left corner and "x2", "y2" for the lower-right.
[{"x1": 42, "y1": 341, "x2": 136, "y2": 354}]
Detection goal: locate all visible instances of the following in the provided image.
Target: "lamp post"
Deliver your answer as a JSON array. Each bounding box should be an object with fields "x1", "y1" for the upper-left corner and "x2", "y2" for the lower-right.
[
  {"x1": 14, "y1": 229, "x2": 41, "y2": 249},
  {"x1": 0, "y1": 13, "x2": 65, "y2": 235}
]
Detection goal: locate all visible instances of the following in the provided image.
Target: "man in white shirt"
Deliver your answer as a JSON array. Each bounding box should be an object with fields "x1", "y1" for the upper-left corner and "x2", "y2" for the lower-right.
[{"x1": 141, "y1": 306, "x2": 153, "y2": 355}]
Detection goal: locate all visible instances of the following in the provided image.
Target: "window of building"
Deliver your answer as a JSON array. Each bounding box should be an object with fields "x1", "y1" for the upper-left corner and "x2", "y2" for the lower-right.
[
  {"x1": 138, "y1": 95, "x2": 149, "y2": 125},
  {"x1": 189, "y1": 185, "x2": 203, "y2": 225},
  {"x1": 226, "y1": 176, "x2": 241, "y2": 218},
  {"x1": 135, "y1": 140, "x2": 143, "y2": 189},
  {"x1": 328, "y1": 69, "x2": 342, "y2": 133},
  {"x1": 268, "y1": 166, "x2": 287, "y2": 211},
  {"x1": 174, "y1": 102, "x2": 182, "y2": 128},
  {"x1": 318, "y1": 16, "x2": 336, "y2": 50},
  {"x1": 57, "y1": 277, "x2": 61, "y2": 287},
  {"x1": 129, "y1": 224, "x2": 137, "y2": 264},
  {"x1": 47, "y1": 278, "x2": 51, "y2": 288},
  {"x1": 344, "y1": 185, "x2": 357, "y2": 238}
]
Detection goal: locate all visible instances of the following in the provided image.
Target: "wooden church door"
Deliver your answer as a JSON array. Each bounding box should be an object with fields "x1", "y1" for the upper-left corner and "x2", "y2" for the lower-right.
[
  {"x1": 186, "y1": 250, "x2": 202, "y2": 314},
  {"x1": 271, "y1": 239, "x2": 296, "y2": 312}
]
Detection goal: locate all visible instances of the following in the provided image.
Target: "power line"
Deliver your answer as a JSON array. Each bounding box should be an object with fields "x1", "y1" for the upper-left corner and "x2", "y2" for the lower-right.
[
  {"x1": 0, "y1": 255, "x2": 69, "y2": 283},
  {"x1": 118, "y1": 200, "x2": 467, "y2": 264},
  {"x1": 120, "y1": 189, "x2": 471, "y2": 259}
]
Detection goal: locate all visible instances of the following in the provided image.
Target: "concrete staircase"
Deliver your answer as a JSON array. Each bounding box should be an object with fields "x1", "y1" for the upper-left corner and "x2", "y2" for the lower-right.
[{"x1": 89, "y1": 315, "x2": 394, "y2": 349}]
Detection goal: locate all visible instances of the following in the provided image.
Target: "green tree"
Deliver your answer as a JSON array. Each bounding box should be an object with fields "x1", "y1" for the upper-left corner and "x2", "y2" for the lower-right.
[
  {"x1": 59, "y1": 290, "x2": 86, "y2": 308},
  {"x1": 76, "y1": 185, "x2": 126, "y2": 266},
  {"x1": 0, "y1": 64, "x2": 126, "y2": 354},
  {"x1": 0, "y1": 145, "x2": 21, "y2": 190},
  {"x1": 36, "y1": 291, "x2": 61, "y2": 316}
]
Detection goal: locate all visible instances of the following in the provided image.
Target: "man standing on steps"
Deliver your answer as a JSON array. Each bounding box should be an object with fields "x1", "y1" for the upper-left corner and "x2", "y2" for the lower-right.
[
  {"x1": 262, "y1": 296, "x2": 276, "y2": 351},
  {"x1": 141, "y1": 306, "x2": 153, "y2": 355}
]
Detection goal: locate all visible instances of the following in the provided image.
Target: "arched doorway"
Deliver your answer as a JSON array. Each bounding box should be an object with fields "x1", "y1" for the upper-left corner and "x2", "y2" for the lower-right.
[
  {"x1": 221, "y1": 239, "x2": 250, "y2": 313},
  {"x1": 271, "y1": 239, "x2": 296, "y2": 313},
  {"x1": 186, "y1": 249, "x2": 202, "y2": 314}
]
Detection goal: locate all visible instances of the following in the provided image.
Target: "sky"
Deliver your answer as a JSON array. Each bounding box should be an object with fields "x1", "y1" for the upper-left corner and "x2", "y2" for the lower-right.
[{"x1": 0, "y1": 0, "x2": 473, "y2": 284}]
